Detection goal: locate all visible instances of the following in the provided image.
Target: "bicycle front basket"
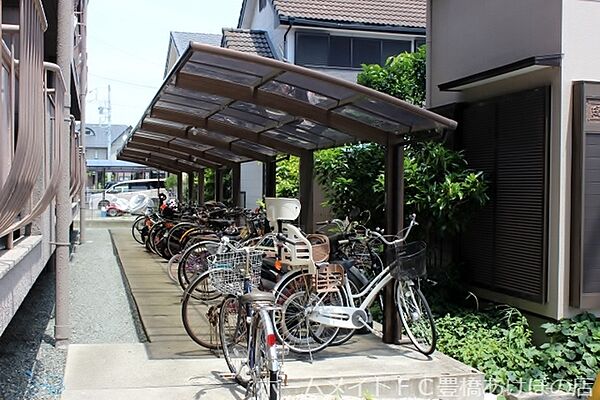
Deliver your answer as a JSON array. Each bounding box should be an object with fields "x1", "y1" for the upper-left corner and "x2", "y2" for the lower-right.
[
  {"x1": 389, "y1": 241, "x2": 427, "y2": 280},
  {"x1": 208, "y1": 249, "x2": 263, "y2": 296}
]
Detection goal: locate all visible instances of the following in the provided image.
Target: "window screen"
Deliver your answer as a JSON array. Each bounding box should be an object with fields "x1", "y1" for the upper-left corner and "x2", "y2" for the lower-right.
[
  {"x1": 329, "y1": 36, "x2": 351, "y2": 67},
  {"x1": 296, "y1": 33, "x2": 328, "y2": 66},
  {"x1": 415, "y1": 37, "x2": 426, "y2": 49},
  {"x1": 382, "y1": 40, "x2": 412, "y2": 62},
  {"x1": 352, "y1": 38, "x2": 381, "y2": 68}
]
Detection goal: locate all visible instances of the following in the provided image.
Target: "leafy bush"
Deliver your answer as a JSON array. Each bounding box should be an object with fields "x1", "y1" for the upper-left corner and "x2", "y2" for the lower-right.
[
  {"x1": 357, "y1": 45, "x2": 426, "y2": 106},
  {"x1": 437, "y1": 306, "x2": 540, "y2": 393},
  {"x1": 276, "y1": 156, "x2": 299, "y2": 197},
  {"x1": 436, "y1": 309, "x2": 600, "y2": 394},
  {"x1": 538, "y1": 312, "x2": 600, "y2": 383}
]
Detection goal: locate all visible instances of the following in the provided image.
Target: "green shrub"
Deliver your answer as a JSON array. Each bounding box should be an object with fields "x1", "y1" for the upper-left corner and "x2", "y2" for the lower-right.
[
  {"x1": 538, "y1": 312, "x2": 600, "y2": 383},
  {"x1": 436, "y1": 309, "x2": 600, "y2": 394},
  {"x1": 276, "y1": 156, "x2": 299, "y2": 198}
]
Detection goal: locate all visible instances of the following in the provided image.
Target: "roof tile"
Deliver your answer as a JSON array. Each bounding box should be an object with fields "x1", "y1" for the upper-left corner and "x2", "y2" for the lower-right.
[
  {"x1": 171, "y1": 31, "x2": 222, "y2": 55},
  {"x1": 221, "y1": 29, "x2": 276, "y2": 59},
  {"x1": 272, "y1": 0, "x2": 426, "y2": 28}
]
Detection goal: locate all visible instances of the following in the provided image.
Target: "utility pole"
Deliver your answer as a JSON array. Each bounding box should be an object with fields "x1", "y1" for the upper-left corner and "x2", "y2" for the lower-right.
[{"x1": 106, "y1": 84, "x2": 111, "y2": 160}]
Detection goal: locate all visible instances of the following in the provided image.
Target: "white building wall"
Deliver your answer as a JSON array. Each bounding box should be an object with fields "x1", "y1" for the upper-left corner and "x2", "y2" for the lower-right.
[
  {"x1": 428, "y1": 0, "x2": 562, "y2": 107},
  {"x1": 428, "y1": 0, "x2": 566, "y2": 319},
  {"x1": 241, "y1": 161, "x2": 263, "y2": 208},
  {"x1": 560, "y1": 0, "x2": 600, "y2": 317}
]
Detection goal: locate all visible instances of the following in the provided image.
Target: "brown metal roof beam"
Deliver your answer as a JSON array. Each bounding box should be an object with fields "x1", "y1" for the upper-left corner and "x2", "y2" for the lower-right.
[
  {"x1": 176, "y1": 71, "x2": 390, "y2": 145},
  {"x1": 140, "y1": 118, "x2": 277, "y2": 163},
  {"x1": 131, "y1": 134, "x2": 241, "y2": 167},
  {"x1": 118, "y1": 154, "x2": 181, "y2": 174},
  {"x1": 126, "y1": 141, "x2": 223, "y2": 169},
  {"x1": 151, "y1": 107, "x2": 307, "y2": 156},
  {"x1": 122, "y1": 148, "x2": 208, "y2": 172}
]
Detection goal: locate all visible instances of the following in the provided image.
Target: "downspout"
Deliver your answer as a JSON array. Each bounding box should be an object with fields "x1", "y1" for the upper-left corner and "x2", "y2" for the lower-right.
[
  {"x1": 55, "y1": 0, "x2": 74, "y2": 346},
  {"x1": 425, "y1": 0, "x2": 432, "y2": 108},
  {"x1": 283, "y1": 17, "x2": 294, "y2": 61},
  {"x1": 79, "y1": 3, "x2": 87, "y2": 243}
]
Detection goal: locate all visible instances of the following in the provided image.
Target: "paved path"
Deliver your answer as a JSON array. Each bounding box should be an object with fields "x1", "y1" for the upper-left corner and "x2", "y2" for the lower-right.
[
  {"x1": 61, "y1": 227, "x2": 485, "y2": 399},
  {"x1": 110, "y1": 228, "x2": 213, "y2": 359}
]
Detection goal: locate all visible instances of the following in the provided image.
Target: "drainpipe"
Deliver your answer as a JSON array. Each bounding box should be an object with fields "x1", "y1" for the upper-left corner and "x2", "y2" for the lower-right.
[
  {"x1": 79, "y1": 4, "x2": 87, "y2": 243},
  {"x1": 55, "y1": 0, "x2": 74, "y2": 347},
  {"x1": 283, "y1": 17, "x2": 294, "y2": 61}
]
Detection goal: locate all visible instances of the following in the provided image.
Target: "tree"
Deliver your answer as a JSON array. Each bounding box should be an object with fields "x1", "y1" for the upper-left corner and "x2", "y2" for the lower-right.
[{"x1": 314, "y1": 46, "x2": 488, "y2": 271}]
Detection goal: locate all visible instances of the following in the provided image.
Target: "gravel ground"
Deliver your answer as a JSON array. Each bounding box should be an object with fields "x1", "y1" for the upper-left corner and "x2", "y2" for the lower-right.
[{"x1": 0, "y1": 228, "x2": 144, "y2": 400}]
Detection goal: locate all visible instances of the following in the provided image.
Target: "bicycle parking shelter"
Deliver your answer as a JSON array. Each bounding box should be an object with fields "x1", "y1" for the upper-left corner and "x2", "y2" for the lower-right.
[{"x1": 117, "y1": 43, "x2": 457, "y2": 343}]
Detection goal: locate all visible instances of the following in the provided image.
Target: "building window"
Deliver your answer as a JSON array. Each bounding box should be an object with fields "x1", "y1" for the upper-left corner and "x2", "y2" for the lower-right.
[
  {"x1": 259, "y1": 0, "x2": 266, "y2": 11},
  {"x1": 296, "y1": 32, "x2": 416, "y2": 68}
]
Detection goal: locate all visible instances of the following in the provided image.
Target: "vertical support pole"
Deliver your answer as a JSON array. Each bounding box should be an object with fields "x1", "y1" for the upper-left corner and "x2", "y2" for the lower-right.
[
  {"x1": 215, "y1": 169, "x2": 224, "y2": 202},
  {"x1": 263, "y1": 160, "x2": 276, "y2": 197},
  {"x1": 55, "y1": 0, "x2": 74, "y2": 346},
  {"x1": 198, "y1": 168, "x2": 205, "y2": 204},
  {"x1": 383, "y1": 143, "x2": 404, "y2": 344},
  {"x1": 188, "y1": 171, "x2": 194, "y2": 203},
  {"x1": 299, "y1": 151, "x2": 314, "y2": 232},
  {"x1": 232, "y1": 163, "x2": 241, "y2": 207},
  {"x1": 78, "y1": 5, "x2": 87, "y2": 243},
  {"x1": 176, "y1": 172, "x2": 183, "y2": 201}
]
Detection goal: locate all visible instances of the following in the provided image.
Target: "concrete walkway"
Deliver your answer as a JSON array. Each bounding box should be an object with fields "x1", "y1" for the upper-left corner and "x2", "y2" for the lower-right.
[{"x1": 61, "y1": 226, "x2": 485, "y2": 399}]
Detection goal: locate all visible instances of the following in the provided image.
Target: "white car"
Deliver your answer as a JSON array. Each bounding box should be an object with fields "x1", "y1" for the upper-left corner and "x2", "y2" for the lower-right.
[{"x1": 89, "y1": 179, "x2": 167, "y2": 210}]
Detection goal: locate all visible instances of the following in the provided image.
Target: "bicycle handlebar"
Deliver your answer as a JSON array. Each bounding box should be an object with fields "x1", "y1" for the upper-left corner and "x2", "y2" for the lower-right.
[{"x1": 368, "y1": 214, "x2": 418, "y2": 246}]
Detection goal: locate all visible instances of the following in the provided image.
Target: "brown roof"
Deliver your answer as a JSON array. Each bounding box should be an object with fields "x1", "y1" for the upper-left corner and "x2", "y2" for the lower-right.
[
  {"x1": 221, "y1": 29, "x2": 276, "y2": 59},
  {"x1": 272, "y1": 0, "x2": 426, "y2": 28}
]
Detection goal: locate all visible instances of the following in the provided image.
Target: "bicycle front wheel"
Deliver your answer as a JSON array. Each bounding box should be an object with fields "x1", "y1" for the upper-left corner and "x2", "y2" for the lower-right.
[
  {"x1": 181, "y1": 271, "x2": 222, "y2": 349},
  {"x1": 395, "y1": 280, "x2": 436, "y2": 355},
  {"x1": 219, "y1": 295, "x2": 250, "y2": 387},
  {"x1": 131, "y1": 216, "x2": 145, "y2": 244}
]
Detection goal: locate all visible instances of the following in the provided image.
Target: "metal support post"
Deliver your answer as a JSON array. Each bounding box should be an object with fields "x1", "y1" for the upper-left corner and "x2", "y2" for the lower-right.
[
  {"x1": 383, "y1": 143, "x2": 404, "y2": 344},
  {"x1": 232, "y1": 164, "x2": 241, "y2": 207},
  {"x1": 198, "y1": 168, "x2": 205, "y2": 204},
  {"x1": 215, "y1": 169, "x2": 224, "y2": 202},
  {"x1": 176, "y1": 172, "x2": 182, "y2": 201},
  {"x1": 263, "y1": 160, "x2": 276, "y2": 198},
  {"x1": 188, "y1": 171, "x2": 194, "y2": 203},
  {"x1": 299, "y1": 151, "x2": 314, "y2": 232}
]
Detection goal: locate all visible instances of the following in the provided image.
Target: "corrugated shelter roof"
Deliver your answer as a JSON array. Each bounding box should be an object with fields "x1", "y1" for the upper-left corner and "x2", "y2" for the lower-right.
[
  {"x1": 272, "y1": 0, "x2": 426, "y2": 28},
  {"x1": 171, "y1": 31, "x2": 222, "y2": 55},
  {"x1": 84, "y1": 124, "x2": 131, "y2": 148},
  {"x1": 221, "y1": 29, "x2": 275, "y2": 59},
  {"x1": 118, "y1": 43, "x2": 456, "y2": 173}
]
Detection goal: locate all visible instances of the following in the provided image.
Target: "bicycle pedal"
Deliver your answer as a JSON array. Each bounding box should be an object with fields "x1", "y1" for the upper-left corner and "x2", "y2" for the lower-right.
[{"x1": 218, "y1": 372, "x2": 237, "y2": 381}]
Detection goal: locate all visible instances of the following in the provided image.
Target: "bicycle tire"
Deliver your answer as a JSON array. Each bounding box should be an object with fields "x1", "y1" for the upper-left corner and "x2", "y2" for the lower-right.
[
  {"x1": 329, "y1": 274, "x2": 362, "y2": 346},
  {"x1": 273, "y1": 270, "x2": 340, "y2": 354},
  {"x1": 219, "y1": 295, "x2": 250, "y2": 387},
  {"x1": 395, "y1": 280, "x2": 437, "y2": 355},
  {"x1": 248, "y1": 310, "x2": 281, "y2": 400},
  {"x1": 165, "y1": 222, "x2": 197, "y2": 258},
  {"x1": 166, "y1": 254, "x2": 181, "y2": 284},
  {"x1": 181, "y1": 271, "x2": 223, "y2": 349},
  {"x1": 131, "y1": 216, "x2": 145, "y2": 244},
  {"x1": 177, "y1": 241, "x2": 219, "y2": 290}
]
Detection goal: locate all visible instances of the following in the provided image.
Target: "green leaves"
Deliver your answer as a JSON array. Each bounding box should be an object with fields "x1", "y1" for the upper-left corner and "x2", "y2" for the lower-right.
[{"x1": 438, "y1": 310, "x2": 600, "y2": 394}]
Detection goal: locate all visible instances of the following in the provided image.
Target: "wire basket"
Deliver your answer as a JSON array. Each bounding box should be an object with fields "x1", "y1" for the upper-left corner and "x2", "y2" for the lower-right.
[
  {"x1": 208, "y1": 249, "x2": 263, "y2": 296},
  {"x1": 389, "y1": 241, "x2": 427, "y2": 280}
]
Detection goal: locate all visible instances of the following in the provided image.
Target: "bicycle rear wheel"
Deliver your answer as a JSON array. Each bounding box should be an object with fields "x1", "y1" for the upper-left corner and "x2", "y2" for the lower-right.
[
  {"x1": 248, "y1": 310, "x2": 281, "y2": 400},
  {"x1": 395, "y1": 280, "x2": 436, "y2": 355},
  {"x1": 181, "y1": 271, "x2": 222, "y2": 349},
  {"x1": 273, "y1": 271, "x2": 341, "y2": 354},
  {"x1": 219, "y1": 295, "x2": 250, "y2": 387}
]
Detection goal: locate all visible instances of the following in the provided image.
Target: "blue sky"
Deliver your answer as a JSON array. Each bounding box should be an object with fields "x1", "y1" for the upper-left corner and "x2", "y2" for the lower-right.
[{"x1": 87, "y1": 0, "x2": 242, "y2": 128}]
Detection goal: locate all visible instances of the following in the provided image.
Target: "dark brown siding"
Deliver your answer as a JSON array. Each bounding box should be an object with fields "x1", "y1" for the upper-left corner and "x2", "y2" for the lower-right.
[
  {"x1": 583, "y1": 133, "x2": 600, "y2": 293},
  {"x1": 460, "y1": 87, "x2": 549, "y2": 303}
]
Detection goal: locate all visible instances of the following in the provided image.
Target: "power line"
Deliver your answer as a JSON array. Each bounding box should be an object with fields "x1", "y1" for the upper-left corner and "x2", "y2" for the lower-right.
[{"x1": 88, "y1": 73, "x2": 158, "y2": 89}]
